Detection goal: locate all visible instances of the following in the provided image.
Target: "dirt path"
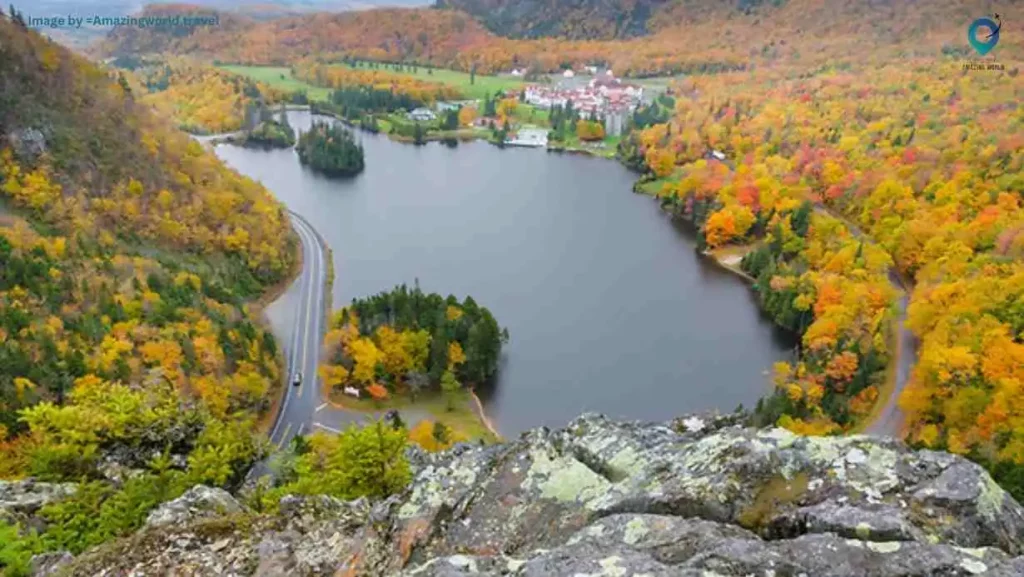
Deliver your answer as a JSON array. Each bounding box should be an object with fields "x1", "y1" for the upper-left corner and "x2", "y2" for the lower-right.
[{"x1": 811, "y1": 205, "x2": 915, "y2": 437}]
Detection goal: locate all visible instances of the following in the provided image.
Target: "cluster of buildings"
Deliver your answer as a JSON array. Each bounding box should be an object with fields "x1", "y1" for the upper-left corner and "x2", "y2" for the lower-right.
[{"x1": 517, "y1": 72, "x2": 644, "y2": 137}]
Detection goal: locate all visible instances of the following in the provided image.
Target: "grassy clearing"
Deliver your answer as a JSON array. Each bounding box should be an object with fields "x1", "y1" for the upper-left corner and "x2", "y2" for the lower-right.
[
  {"x1": 223, "y1": 63, "x2": 523, "y2": 102},
  {"x1": 707, "y1": 244, "x2": 757, "y2": 282},
  {"x1": 330, "y1": 389, "x2": 500, "y2": 443},
  {"x1": 341, "y1": 62, "x2": 524, "y2": 100},
  {"x1": 219, "y1": 65, "x2": 332, "y2": 101},
  {"x1": 635, "y1": 171, "x2": 682, "y2": 195},
  {"x1": 554, "y1": 134, "x2": 621, "y2": 158}
]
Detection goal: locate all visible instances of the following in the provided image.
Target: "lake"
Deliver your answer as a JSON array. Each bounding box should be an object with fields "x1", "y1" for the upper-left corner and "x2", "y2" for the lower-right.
[{"x1": 215, "y1": 110, "x2": 795, "y2": 436}]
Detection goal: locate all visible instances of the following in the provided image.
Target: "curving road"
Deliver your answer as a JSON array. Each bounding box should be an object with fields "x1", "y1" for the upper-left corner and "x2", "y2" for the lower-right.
[
  {"x1": 266, "y1": 212, "x2": 327, "y2": 448},
  {"x1": 266, "y1": 212, "x2": 369, "y2": 450},
  {"x1": 865, "y1": 275, "x2": 916, "y2": 437},
  {"x1": 715, "y1": 153, "x2": 914, "y2": 437},
  {"x1": 807, "y1": 206, "x2": 915, "y2": 437}
]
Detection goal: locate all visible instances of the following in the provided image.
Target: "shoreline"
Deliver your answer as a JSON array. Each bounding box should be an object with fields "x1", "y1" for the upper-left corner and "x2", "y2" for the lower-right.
[
  {"x1": 469, "y1": 389, "x2": 502, "y2": 441},
  {"x1": 300, "y1": 105, "x2": 617, "y2": 160},
  {"x1": 214, "y1": 108, "x2": 768, "y2": 443}
]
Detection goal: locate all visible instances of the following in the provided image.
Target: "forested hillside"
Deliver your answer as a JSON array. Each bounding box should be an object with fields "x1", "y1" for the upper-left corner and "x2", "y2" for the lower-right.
[
  {"x1": 434, "y1": 0, "x2": 671, "y2": 40},
  {"x1": 126, "y1": 57, "x2": 287, "y2": 134},
  {"x1": 0, "y1": 11, "x2": 296, "y2": 552},
  {"x1": 623, "y1": 48, "x2": 1023, "y2": 488},
  {"x1": 97, "y1": 0, "x2": 1021, "y2": 76}
]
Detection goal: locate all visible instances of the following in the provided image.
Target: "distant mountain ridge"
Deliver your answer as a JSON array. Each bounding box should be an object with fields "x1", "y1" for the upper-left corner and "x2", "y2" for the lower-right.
[
  {"x1": 433, "y1": 0, "x2": 1011, "y2": 41},
  {"x1": 95, "y1": 0, "x2": 1022, "y2": 76},
  {"x1": 434, "y1": 0, "x2": 672, "y2": 39}
]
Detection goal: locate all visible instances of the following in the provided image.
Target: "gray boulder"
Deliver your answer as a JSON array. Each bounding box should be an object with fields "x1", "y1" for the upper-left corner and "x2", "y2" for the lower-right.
[
  {"x1": 29, "y1": 551, "x2": 73, "y2": 576},
  {"x1": 0, "y1": 480, "x2": 76, "y2": 517},
  {"x1": 6, "y1": 128, "x2": 47, "y2": 160},
  {"x1": 145, "y1": 484, "x2": 246, "y2": 528}
]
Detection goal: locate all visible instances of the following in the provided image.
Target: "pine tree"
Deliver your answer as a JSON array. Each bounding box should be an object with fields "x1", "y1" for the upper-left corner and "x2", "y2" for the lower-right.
[{"x1": 117, "y1": 73, "x2": 131, "y2": 97}]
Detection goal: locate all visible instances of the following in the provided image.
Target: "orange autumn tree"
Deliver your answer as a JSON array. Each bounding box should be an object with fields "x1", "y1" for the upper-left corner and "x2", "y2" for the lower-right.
[
  {"x1": 367, "y1": 383, "x2": 389, "y2": 402},
  {"x1": 458, "y1": 105, "x2": 478, "y2": 127}
]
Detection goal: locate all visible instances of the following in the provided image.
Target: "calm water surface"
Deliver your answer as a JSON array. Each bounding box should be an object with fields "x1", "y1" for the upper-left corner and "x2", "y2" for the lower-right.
[{"x1": 216, "y1": 111, "x2": 794, "y2": 435}]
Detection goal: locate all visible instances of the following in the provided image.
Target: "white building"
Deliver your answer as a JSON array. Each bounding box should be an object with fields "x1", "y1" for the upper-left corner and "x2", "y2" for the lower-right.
[
  {"x1": 407, "y1": 108, "x2": 436, "y2": 121},
  {"x1": 604, "y1": 109, "x2": 626, "y2": 137},
  {"x1": 510, "y1": 68, "x2": 523, "y2": 77},
  {"x1": 562, "y1": 69, "x2": 575, "y2": 78},
  {"x1": 507, "y1": 127, "x2": 549, "y2": 148}
]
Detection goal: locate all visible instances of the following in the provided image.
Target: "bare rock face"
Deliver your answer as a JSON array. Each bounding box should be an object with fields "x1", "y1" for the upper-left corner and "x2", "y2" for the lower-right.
[{"x1": 61, "y1": 414, "x2": 1024, "y2": 576}]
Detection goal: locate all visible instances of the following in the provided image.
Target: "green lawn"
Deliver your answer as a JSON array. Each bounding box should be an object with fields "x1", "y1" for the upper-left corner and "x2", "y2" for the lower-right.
[
  {"x1": 218, "y1": 65, "x2": 332, "y2": 101},
  {"x1": 330, "y1": 389, "x2": 501, "y2": 444},
  {"x1": 342, "y1": 61, "x2": 523, "y2": 100},
  {"x1": 220, "y1": 62, "x2": 522, "y2": 104},
  {"x1": 636, "y1": 169, "x2": 684, "y2": 195}
]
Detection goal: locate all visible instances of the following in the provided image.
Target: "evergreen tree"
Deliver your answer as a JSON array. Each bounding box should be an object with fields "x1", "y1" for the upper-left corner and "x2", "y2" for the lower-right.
[
  {"x1": 443, "y1": 109, "x2": 459, "y2": 131},
  {"x1": 117, "y1": 73, "x2": 131, "y2": 96},
  {"x1": 296, "y1": 121, "x2": 365, "y2": 176},
  {"x1": 11, "y1": 4, "x2": 26, "y2": 27},
  {"x1": 432, "y1": 421, "x2": 450, "y2": 445}
]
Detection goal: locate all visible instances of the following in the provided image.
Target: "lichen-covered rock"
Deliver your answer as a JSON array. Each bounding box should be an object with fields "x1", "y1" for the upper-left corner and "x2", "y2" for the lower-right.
[
  {"x1": 29, "y1": 551, "x2": 73, "y2": 576},
  {"x1": 6, "y1": 127, "x2": 47, "y2": 160},
  {"x1": 145, "y1": 485, "x2": 246, "y2": 528},
  {"x1": 58, "y1": 414, "x2": 1024, "y2": 576},
  {"x1": 0, "y1": 480, "x2": 76, "y2": 516}
]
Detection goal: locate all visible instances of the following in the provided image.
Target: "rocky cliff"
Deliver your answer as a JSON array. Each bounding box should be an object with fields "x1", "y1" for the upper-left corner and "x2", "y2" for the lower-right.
[{"x1": 24, "y1": 413, "x2": 1024, "y2": 576}]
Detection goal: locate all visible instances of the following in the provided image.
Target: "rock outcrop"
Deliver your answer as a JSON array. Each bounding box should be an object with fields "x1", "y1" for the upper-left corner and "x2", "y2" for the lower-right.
[
  {"x1": 145, "y1": 485, "x2": 247, "y2": 528},
  {"x1": 0, "y1": 480, "x2": 77, "y2": 518},
  {"x1": 60, "y1": 414, "x2": 1024, "y2": 576}
]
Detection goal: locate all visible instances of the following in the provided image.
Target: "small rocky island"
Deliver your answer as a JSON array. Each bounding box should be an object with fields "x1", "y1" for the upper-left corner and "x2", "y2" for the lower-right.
[
  {"x1": 296, "y1": 119, "x2": 365, "y2": 177},
  {"x1": 19, "y1": 412, "x2": 1024, "y2": 576},
  {"x1": 240, "y1": 103, "x2": 296, "y2": 149}
]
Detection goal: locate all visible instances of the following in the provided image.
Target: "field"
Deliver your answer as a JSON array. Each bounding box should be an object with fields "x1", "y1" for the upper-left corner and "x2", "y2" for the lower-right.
[
  {"x1": 329, "y1": 389, "x2": 501, "y2": 444},
  {"x1": 221, "y1": 62, "x2": 525, "y2": 102},
  {"x1": 344, "y1": 61, "x2": 524, "y2": 100},
  {"x1": 219, "y1": 65, "x2": 332, "y2": 101}
]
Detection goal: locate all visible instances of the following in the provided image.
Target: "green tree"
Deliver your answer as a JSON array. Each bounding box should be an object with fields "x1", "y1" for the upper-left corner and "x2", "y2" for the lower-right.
[
  {"x1": 296, "y1": 121, "x2": 365, "y2": 176},
  {"x1": 440, "y1": 369, "x2": 460, "y2": 411},
  {"x1": 270, "y1": 420, "x2": 411, "y2": 503},
  {"x1": 432, "y1": 421, "x2": 450, "y2": 445}
]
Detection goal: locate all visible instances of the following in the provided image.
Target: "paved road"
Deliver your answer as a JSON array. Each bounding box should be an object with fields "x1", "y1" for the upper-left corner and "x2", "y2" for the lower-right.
[
  {"x1": 266, "y1": 212, "x2": 327, "y2": 448},
  {"x1": 265, "y1": 212, "x2": 420, "y2": 453},
  {"x1": 266, "y1": 212, "x2": 367, "y2": 449},
  {"x1": 190, "y1": 132, "x2": 245, "y2": 146}
]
